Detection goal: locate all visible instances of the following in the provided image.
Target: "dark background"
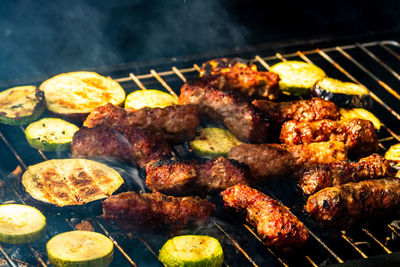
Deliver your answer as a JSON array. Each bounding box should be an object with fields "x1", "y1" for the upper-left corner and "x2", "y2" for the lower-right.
[{"x1": 1, "y1": 0, "x2": 399, "y2": 84}]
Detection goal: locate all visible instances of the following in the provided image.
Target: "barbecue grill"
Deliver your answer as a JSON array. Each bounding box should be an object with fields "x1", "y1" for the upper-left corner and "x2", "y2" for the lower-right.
[{"x1": 0, "y1": 38, "x2": 400, "y2": 267}]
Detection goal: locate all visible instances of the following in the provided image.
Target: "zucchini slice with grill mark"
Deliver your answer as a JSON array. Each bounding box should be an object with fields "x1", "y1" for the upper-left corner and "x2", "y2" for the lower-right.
[
  {"x1": 47, "y1": 230, "x2": 113, "y2": 267},
  {"x1": 189, "y1": 128, "x2": 242, "y2": 158},
  {"x1": 159, "y1": 235, "x2": 224, "y2": 267},
  {"x1": 312, "y1": 78, "x2": 372, "y2": 108},
  {"x1": 0, "y1": 204, "x2": 47, "y2": 244},
  {"x1": 270, "y1": 61, "x2": 326, "y2": 96},
  {"x1": 0, "y1": 85, "x2": 45, "y2": 125},
  {"x1": 339, "y1": 108, "x2": 381, "y2": 130},
  {"x1": 39, "y1": 71, "x2": 126, "y2": 120},
  {"x1": 124, "y1": 89, "x2": 178, "y2": 109},
  {"x1": 22, "y1": 159, "x2": 124, "y2": 207},
  {"x1": 25, "y1": 118, "x2": 79, "y2": 151}
]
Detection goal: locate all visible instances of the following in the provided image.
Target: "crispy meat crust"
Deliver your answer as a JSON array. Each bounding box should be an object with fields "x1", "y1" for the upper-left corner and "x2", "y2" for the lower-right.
[
  {"x1": 280, "y1": 119, "x2": 378, "y2": 157},
  {"x1": 71, "y1": 125, "x2": 172, "y2": 168},
  {"x1": 299, "y1": 154, "x2": 393, "y2": 195},
  {"x1": 83, "y1": 103, "x2": 200, "y2": 144},
  {"x1": 252, "y1": 97, "x2": 340, "y2": 124},
  {"x1": 221, "y1": 184, "x2": 309, "y2": 251},
  {"x1": 200, "y1": 58, "x2": 280, "y2": 100},
  {"x1": 228, "y1": 142, "x2": 347, "y2": 181},
  {"x1": 102, "y1": 191, "x2": 215, "y2": 229},
  {"x1": 179, "y1": 77, "x2": 269, "y2": 143},
  {"x1": 306, "y1": 178, "x2": 400, "y2": 228},
  {"x1": 145, "y1": 157, "x2": 250, "y2": 196}
]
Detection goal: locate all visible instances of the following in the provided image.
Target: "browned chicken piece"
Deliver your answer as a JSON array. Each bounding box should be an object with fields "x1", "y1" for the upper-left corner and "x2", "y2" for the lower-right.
[
  {"x1": 200, "y1": 58, "x2": 280, "y2": 100},
  {"x1": 179, "y1": 77, "x2": 269, "y2": 143},
  {"x1": 221, "y1": 184, "x2": 309, "y2": 251},
  {"x1": 83, "y1": 103, "x2": 200, "y2": 144},
  {"x1": 252, "y1": 97, "x2": 340, "y2": 124},
  {"x1": 299, "y1": 154, "x2": 393, "y2": 195},
  {"x1": 71, "y1": 125, "x2": 172, "y2": 168},
  {"x1": 280, "y1": 119, "x2": 378, "y2": 157},
  {"x1": 145, "y1": 157, "x2": 250, "y2": 196},
  {"x1": 228, "y1": 141, "x2": 347, "y2": 181},
  {"x1": 102, "y1": 191, "x2": 215, "y2": 230},
  {"x1": 306, "y1": 178, "x2": 400, "y2": 228}
]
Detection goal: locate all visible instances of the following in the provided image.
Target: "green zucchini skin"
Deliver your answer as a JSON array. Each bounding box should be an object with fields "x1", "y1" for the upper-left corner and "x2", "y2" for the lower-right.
[{"x1": 311, "y1": 78, "x2": 373, "y2": 108}]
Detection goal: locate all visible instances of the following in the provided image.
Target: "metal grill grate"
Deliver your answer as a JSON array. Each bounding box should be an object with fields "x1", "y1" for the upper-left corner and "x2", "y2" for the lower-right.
[{"x1": 0, "y1": 40, "x2": 400, "y2": 266}]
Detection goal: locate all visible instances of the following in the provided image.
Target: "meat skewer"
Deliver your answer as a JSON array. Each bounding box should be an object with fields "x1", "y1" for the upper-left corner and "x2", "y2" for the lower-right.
[
  {"x1": 228, "y1": 141, "x2": 347, "y2": 182},
  {"x1": 299, "y1": 154, "x2": 394, "y2": 195},
  {"x1": 306, "y1": 178, "x2": 400, "y2": 228},
  {"x1": 103, "y1": 191, "x2": 215, "y2": 230},
  {"x1": 221, "y1": 184, "x2": 309, "y2": 251},
  {"x1": 83, "y1": 103, "x2": 200, "y2": 144},
  {"x1": 179, "y1": 77, "x2": 270, "y2": 143},
  {"x1": 71, "y1": 125, "x2": 172, "y2": 168},
  {"x1": 252, "y1": 97, "x2": 340, "y2": 124},
  {"x1": 200, "y1": 58, "x2": 280, "y2": 100},
  {"x1": 280, "y1": 118, "x2": 378, "y2": 157},
  {"x1": 145, "y1": 157, "x2": 250, "y2": 196}
]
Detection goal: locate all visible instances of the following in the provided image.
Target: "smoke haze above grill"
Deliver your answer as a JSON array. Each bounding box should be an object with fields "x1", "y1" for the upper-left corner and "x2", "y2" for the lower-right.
[{"x1": 0, "y1": 0, "x2": 399, "y2": 84}]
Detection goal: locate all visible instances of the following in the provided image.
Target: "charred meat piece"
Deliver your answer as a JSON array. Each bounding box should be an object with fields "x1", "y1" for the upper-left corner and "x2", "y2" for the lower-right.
[
  {"x1": 221, "y1": 184, "x2": 309, "y2": 251},
  {"x1": 280, "y1": 119, "x2": 378, "y2": 157},
  {"x1": 146, "y1": 157, "x2": 250, "y2": 196},
  {"x1": 306, "y1": 178, "x2": 400, "y2": 228},
  {"x1": 200, "y1": 58, "x2": 280, "y2": 100},
  {"x1": 71, "y1": 125, "x2": 172, "y2": 168},
  {"x1": 300, "y1": 154, "x2": 393, "y2": 195},
  {"x1": 252, "y1": 97, "x2": 340, "y2": 124},
  {"x1": 179, "y1": 77, "x2": 269, "y2": 143},
  {"x1": 228, "y1": 141, "x2": 347, "y2": 181},
  {"x1": 83, "y1": 103, "x2": 200, "y2": 144},
  {"x1": 103, "y1": 191, "x2": 215, "y2": 230}
]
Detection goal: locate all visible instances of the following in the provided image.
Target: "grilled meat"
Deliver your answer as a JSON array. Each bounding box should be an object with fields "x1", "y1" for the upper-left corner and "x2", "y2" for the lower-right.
[
  {"x1": 299, "y1": 154, "x2": 393, "y2": 195},
  {"x1": 306, "y1": 178, "x2": 400, "y2": 228},
  {"x1": 200, "y1": 58, "x2": 280, "y2": 100},
  {"x1": 146, "y1": 157, "x2": 249, "y2": 196},
  {"x1": 83, "y1": 103, "x2": 200, "y2": 144},
  {"x1": 179, "y1": 77, "x2": 269, "y2": 143},
  {"x1": 228, "y1": 141, "x2": 347, "y2": 181},
  {"x1": 280, "y1": 119, "x2": 378, "y2": 157},
  {"x1": 102, "y1": 191, "x2": 215, "y2": 230},
  {"x1": 221, "y1": 184, "x2": 309, "y2": 251},
  {"x1": 252, "y1": 97, "x2": 340, "y2": 124},
  {"x1": 71, "y1": 125, "x2": 172, "y2": 168}
]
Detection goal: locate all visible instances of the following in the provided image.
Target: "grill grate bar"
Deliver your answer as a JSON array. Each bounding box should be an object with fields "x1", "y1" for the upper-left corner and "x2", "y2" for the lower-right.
[
  {"x1": 0, "y1": 244, "x2": 17, "y2": 267},
  {"x1": 380, "y1": 43, "x2": 400, "y2": 61},
  {"x1": 362, "y1": 228, "x2": 392, "y2": 254},
  {"x1": 305, "y1": 255, "x2": 319, "y2": 267},
  {"x1": 172, "y1": 66, "x2": 187, "y2": 82},
  {"x1": 341, "y1": 231, "x2": 368, "y2": 258},
  {"x1": 150, "y1": 69, "x2": 178, "y2": 97},
  {"x1": 254, "y1": 55, "x2": 271, "y2": 70},
  {"x1": 129, "y1": 73, "x2": 147, "y2": 90},
  {"x1": 388, "y1": 225, "x2": 400, "y2": 238}
]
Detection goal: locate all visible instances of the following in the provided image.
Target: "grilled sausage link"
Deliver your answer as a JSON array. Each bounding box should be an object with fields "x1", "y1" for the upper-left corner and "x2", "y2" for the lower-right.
[
  {"x1": 306, "y1": 178, "x2": 400, "y2": 228},
  {"x1": 179, "y1": 77, "x2": 270, "y2": 143},
  {"x1": 299, "y1": 154, "x2": 394, "y2": 195},
  {"x1": 252, "y1": 97, "x2": 340, "y2": 124},
  {"x1": 221, "y1": 184, "x2": 309, "y2": 251},
  {"x1": 280, "y1": 119, "x2": 378, "y2": 157},
  {"x1": 146, "y1": 157, "x2": 249, "y2": 196},
  {"x1": 83, "y1": 103, "x2": 200, "y2": 144},
  {"x1": 103, "y1": 191, "x2": 215, "y2": 230},
  {"x1": 200, "y1": 58, "x2": 280, "y2": 100},
  {"x1": 228, "y1": 141, "x2": 347, "y2": 181}
]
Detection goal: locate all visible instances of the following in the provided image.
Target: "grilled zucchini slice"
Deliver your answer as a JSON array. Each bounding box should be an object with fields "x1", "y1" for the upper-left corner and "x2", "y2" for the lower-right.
[
  {"x1": 159, "y1": 235, "x2": 224, "y2": 267},
  {"x1": 47, "y1": 230, "x2": 113, "y2": 267},
  {"x1": 270, "y1": 61, "x2": 326, "y2": 96},
  {"x1": 190, "y1": 128, "x2": 242, "y2": 158},
  {"x1": 312, "y1": 77, "x2": 372, "y2": 108},
  {"x1": 39, "y1": 72, "x2": 125, "y2": 120},
  {"x1": 339, "y1": 108, "x2": 381, "y2": 130},
  {"x1": 22, "y1": 159, "x2": 124, "y2": 207},
  {"x1": 0, "y1": 86, "x2": 45, "y2": 125},
  {"x1": 0, "y1": 204, "x2": 47, "y2": 244},
  {"x1": 124, "y1": 89, "x2": 178, "y2": 109},
  {"x1": 385, "y1": 144, "x2": 400, "y2": 162},
  {"x1": 25, "y1": 118, "x2": 79, "y2": 151}
]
